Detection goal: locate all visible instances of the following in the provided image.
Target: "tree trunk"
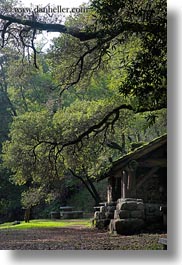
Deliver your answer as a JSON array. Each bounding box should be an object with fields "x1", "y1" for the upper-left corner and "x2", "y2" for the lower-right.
[
  {"x1": 86, "y1": 176, "x2": 101, "y2": 205},
  {"x1": 69, "y1": 169, "x2": 101, "y2": 205}
]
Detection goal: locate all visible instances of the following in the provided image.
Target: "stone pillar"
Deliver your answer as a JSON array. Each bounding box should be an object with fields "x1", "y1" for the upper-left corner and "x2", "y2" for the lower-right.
[{"x1": 109, "y1": 198, "x2": 145, "y2": 235}]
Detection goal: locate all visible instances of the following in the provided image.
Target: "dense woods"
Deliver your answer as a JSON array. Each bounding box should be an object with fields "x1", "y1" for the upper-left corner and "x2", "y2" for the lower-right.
[{"x1": 0, "y1": 0, "x2": 166, "y2": 222}]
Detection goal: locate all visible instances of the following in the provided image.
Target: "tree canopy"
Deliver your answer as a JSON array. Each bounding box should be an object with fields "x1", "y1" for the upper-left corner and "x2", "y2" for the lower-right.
[
  {"x1": 0, "y1": 0, "x2": 167, "y2": 112},
  {"x1": 0, "y1": 0, "x2": 167, "y2": 212}
]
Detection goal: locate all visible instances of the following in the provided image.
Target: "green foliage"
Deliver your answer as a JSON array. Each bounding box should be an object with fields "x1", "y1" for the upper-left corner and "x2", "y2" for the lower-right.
[
  {"x1": 0, "y1": 0, "x2": 167, "y2": 218},
  {"x1": 67, "y1": 179, "x2": 107, "y2": 212},
  {"x1": 21, "y1": 188, "x2": 45, "y2": 208},
  {"x1": 0, "y1": 51, "x2": 23, "y2": 222},
  {"x1": 7, "y1": 57, "x2": 58, "y2": 114},
  {"x1": 91, "y1": 0, "x2": 166, "y2": 28},
  {"x1": 120, "y1": 33, "x2": 166, "y2": 110}
]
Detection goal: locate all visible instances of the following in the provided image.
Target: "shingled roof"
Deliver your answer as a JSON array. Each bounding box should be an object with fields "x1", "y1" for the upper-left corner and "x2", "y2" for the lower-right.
[{"x1": 100, "y1": 134, "x2": 167, "y2": 180}]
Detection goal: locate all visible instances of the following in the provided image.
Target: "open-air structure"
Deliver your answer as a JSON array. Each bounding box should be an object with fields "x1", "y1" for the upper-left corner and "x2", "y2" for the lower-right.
[{"x1": 94, "y1": 134, "x2": 167, "y2": 234}]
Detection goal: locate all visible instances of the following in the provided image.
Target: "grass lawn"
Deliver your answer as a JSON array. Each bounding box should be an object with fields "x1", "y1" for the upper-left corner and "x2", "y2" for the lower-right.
[{"x1": 0, "y1": 219, "x2": 91, "y2": 230}]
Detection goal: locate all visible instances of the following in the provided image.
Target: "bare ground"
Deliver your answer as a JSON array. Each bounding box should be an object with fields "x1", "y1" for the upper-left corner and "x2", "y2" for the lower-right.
[{"x1": 0, "y1": 226, "x2": 167, "y2": 250}]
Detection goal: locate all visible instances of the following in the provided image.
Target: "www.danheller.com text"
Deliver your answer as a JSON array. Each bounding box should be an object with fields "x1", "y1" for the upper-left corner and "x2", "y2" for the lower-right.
[{"x1": 12, "y1": 4, "x2": 90, "y2": 14}]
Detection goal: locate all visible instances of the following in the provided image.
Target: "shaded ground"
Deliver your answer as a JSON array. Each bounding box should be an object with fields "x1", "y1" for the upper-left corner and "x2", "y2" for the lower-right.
[{"x1": 0, "y1": 226, "x2": 166, "y2": 250}]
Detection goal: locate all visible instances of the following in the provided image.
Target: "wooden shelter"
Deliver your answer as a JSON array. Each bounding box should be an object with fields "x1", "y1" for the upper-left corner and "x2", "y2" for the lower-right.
[
  {"x1": 93, "y1": 135, "x2": 167, "y2": 233},
  {"x1": 102, "y1": 134, "x2": 167, "y2": 204}
]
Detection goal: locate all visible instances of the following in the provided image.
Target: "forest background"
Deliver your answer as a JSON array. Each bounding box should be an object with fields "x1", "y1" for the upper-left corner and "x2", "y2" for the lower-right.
[{"x1": 0, "y1": 0, "x2": 167, "y2": 222}]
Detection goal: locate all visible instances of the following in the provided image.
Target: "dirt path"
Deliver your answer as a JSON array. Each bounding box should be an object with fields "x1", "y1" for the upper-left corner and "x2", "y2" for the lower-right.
[{"x1": 0, "y1": 226, "x2": 166, "y2": 250}]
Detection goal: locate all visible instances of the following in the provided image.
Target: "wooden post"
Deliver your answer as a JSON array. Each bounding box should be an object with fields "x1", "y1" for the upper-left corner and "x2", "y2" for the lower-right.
[
  {"x1": 122, "y1": 171, "x2": 127, "y2": 198},
  {"x1": 127, "y1": 169, "x2": 136, "y2": 198},
  {"x1": 121, "y1": 173, "x2": 123, "y2": 198},
  {"x1": 107, "y1": 185, "x2": 112, "y2": 203}
]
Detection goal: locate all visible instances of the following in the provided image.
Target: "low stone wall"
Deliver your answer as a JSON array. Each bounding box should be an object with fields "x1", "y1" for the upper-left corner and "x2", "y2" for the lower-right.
[
  {"x1": 93, "y1": 202, "x2": 116, "y2": 229},
  {"x1": 109, "y1": 198, "x2": 145, "y2": 235},
  {"x1": 144, "y1": 203, "x2": 164, "y2": 230},
  {"x1": 93, "y1": 199, "x2": 167, "y2": 234}
]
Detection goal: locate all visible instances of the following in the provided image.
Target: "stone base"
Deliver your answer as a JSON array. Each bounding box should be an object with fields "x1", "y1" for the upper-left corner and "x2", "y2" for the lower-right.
[
  {"x1": 109, "y1": 198, "x2": 145, "y2": 235},
  {"x1": 109, "y1": 218, "x2": 145, "y2": 235},
  {"x1": 95, "y1": 219, "x2": 110, "y2": 229},
  {"x1": 93, "y1": 201, "x2": 117, "y2": 229}
]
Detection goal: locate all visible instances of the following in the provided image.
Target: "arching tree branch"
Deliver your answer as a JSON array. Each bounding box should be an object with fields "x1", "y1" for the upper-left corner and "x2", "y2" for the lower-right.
[
  {"x1": 54, "y1": 103, "x2": 166, "y2": 154},
  {"x1": 0, "y1": 13, "x2": 166, "y2": 42}
]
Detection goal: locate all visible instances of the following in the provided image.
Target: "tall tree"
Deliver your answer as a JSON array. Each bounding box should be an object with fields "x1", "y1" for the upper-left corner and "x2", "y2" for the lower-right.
[
  {"x1": 1, "y1": 0, "x2": 167, "y2": 208},
  {"x1": 0, "y1": 0, "x2": 166, "y2": 113},
  {"x1": 0, "y1": 51, "x2": 23, "y2": 222}
]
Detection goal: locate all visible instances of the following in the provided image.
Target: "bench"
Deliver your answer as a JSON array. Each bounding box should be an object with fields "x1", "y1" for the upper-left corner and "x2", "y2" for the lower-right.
[
  {"x1": 60, "y1": 206, "x2": 73, "y2": 212},
  {"x1": 60, "y1": 206, "x2": 83, "y2": 219},
  {"x1": 50, "y1": 211, "x2": 60, "y2": 219},
  {"x1": 60, "y1": 211, "x2": 83, "y2": 219},
  {"x1": 158, "y1": 238, "x2": 167, "y2": 250}
]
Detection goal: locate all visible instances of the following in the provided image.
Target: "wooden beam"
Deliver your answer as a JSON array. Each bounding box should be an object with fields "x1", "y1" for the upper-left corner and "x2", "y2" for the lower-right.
[
  {"x1": 125, "y1": 169, "x2": 137, "y2": 198},
  {"x1": 138, "y1": 159, "x2": 167, "y2": 168},
  {"x1": 136, "y1": 167, "x2": 160, "y2": 190}
]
